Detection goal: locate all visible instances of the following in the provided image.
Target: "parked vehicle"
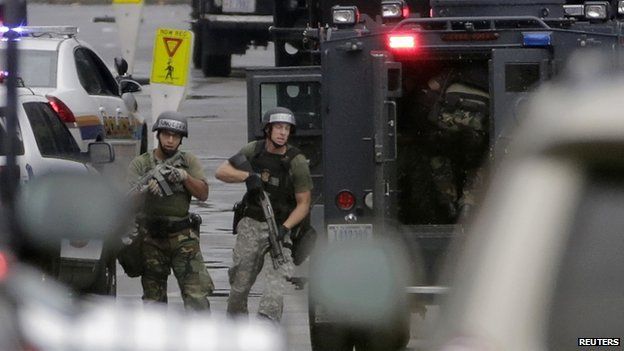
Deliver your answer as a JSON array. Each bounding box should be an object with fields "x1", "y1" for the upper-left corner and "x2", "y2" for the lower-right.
[
  {"x1": 0, "y1": 86, "x2": 117, "y2": 295},
  {"x1": 246, "y1": 0, "x2": 624, "y2": 349},
  {"x1": 0, "y1": 26, "x2": 146, "y2": 164},
  {"x1": 190, "y1": 0, "x2": 272, "y2": 76}
]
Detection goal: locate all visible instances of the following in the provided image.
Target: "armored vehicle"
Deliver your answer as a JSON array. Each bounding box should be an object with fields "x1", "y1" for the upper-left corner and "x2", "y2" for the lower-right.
[
  {"x1": 247, "y1": 0, "x2": 624, "y2": 349},
  {"x1": 271, "y1": 0, "x2": 430, "y2": 67}
]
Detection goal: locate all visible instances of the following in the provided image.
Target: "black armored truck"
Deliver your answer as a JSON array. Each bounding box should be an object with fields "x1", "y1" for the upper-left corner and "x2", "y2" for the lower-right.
[
  {"x1": 247, "y1": 0, "x2": 624, "y2": 349},
  {"x1": 271, "y1": 0, "x2": 431, "y2": 67}
]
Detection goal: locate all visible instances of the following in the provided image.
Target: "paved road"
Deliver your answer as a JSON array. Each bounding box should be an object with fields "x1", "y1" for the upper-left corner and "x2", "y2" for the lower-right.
[{"x1": 29, "y1": 4, "x2": 311, "y2": 350}]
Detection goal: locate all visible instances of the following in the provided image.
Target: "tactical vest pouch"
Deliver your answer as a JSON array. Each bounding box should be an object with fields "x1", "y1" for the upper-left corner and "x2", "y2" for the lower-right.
[
  {"x1": 190, "y1": 212, "x2": 202, "y2": 233},
  {"x1": 291, "y1": 220, "x2": 318, "y2": 265},
  {"x1": 117, "y1": 235, "x2": 144, "y2": 278}
]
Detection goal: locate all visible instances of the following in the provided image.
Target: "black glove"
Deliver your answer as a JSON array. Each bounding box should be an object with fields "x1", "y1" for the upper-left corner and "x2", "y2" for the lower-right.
[
  {"x1": 278, "y1": 225, "x2": 291, "y2": 242},
  {"x1": 245, "y1": 173, "x2": 263, "y2": 193}
]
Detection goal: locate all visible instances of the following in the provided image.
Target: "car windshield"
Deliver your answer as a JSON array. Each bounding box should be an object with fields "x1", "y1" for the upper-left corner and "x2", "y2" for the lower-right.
[
  {"x1": 0, "y1": 112, "x2": 25, "y2": 156},
  {"x1": 0, "y1": 49, "x2": 57, "y2": 88}
]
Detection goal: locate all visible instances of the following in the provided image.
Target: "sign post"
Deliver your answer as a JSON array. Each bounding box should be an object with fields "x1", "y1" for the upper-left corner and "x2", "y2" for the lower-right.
[
  {"x1": 113, "y1": 0, "x2": 144, "y2": 75},
  {"x1": 150, "y1": 28, "x2": 193, "y2": 146}
]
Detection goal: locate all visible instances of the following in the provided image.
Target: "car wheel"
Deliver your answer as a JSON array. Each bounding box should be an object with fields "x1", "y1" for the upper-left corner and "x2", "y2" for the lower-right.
[
  {"x1": 201, "y1": 51, "x2": 232, "y2": 77},
  {"x1": 140, "y1": 123, "x2": 148, "y2": 154}
]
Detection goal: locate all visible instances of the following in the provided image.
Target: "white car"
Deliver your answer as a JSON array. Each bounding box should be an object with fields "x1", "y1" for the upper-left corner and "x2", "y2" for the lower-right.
[
  {"x1": 0, "y1": 26, "x2": 147, "y2": 157},
  {"x1": 430, "y1": 69, "x2": 624, "y2": 349},
  {"x1": 0, "y1": 86, "x2": 117, "y2": 295}
]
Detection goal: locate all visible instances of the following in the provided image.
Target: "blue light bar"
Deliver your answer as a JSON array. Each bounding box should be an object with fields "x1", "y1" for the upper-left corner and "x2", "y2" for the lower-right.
[{"x1": 522, "y1": 32, "x2": 552, "y2": 47}]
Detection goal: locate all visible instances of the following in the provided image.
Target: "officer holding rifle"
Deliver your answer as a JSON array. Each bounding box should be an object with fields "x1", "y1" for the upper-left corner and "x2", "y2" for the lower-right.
[
  {"x1": 216, "y1": 107, "x2": 312, "y2": 322},
  {"x1": 126, "y1": 111, "x2": 213, "y2": 311}
]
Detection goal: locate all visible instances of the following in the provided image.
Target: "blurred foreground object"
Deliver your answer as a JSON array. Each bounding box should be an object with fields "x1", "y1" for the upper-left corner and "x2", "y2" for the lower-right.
[
  {"x1": 13, "y1": 173, "x2": 130, "y2": 297},
  {"x1": 2, "y1": 261, "x2": 286, "y2": 351},
  {"x1": 1, "y1": 174, "x2": 286, "y2": 351},
  {"x1": 310, "y1": 237, "x2": 414, "y2": 350},
  {"x1": 431, "y1": 53, "x2": 624, "y2": 350}
]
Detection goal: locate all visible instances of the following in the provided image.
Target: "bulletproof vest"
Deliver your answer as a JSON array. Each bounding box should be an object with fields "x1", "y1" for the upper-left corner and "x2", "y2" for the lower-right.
[
  {"x1": 142, "y1": 151, "x2": 192, "y2": 218},
  {"x1": 244, "y1": 140, "x2": 301, "y2": 224}
]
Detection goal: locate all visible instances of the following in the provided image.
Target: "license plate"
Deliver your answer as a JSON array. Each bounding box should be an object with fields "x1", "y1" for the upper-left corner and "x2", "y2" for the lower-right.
[
  {"x1": 222, "y1": 0, "x2": 255, "y2": 13},
  {"x1": 327, "y1": 224, "x2": 373, "y2": 243}
]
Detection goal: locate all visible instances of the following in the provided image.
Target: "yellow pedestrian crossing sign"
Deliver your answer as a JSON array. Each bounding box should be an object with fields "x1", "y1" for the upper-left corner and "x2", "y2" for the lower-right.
[{"x1": 151, "y1": 28, "x2": 193, "y2": 87}]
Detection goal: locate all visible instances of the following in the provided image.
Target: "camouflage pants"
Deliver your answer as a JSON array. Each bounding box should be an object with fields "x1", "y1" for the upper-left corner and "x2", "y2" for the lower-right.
[
  {"x1": 430, "y1": 156, "x2": 485, "y2": 214},
  {"x1": 227, "y1": 217, "x2": 294, "y2": 321},
  {"x1": 141, "y1": 228, "x2": 214, "y2": 311}
]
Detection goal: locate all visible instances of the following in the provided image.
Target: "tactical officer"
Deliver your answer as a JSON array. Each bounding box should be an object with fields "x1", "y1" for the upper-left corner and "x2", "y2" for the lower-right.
[
  {"x1": 426, "y1": 75, "x2": 490, "y2": 220},
  {"x1": 127, "y1": 111, "x2": 213, "y2": 311},
  {"x1": 215, "y1": 107, "x2": 313, "y2": 322}
]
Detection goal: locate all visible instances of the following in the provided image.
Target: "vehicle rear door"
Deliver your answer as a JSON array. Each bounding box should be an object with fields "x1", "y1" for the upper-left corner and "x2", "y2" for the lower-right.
[
  {"x1": 370, "y1": 53, "x2": 402, "y2": 234},
  {"x1": 320, "y1": 28, "x2": 402, "y2": 236},
  {"x1": 490, "y1": 48, "x2": 551, "y2": 153},
  {"x1": 246, "y1": 66, "x2": 323, "y2": 226}
]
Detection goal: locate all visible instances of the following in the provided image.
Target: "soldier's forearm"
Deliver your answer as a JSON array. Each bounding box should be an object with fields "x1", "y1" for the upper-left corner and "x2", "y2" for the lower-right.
[
  {"x1": 184, "y1": 176, "x2": 209, "y2": 201},
  {"x1": 283, "y1": 203, "x2": 310, "y2": 230},
  {"x1": 215, "y1": 161, "x2": 249, "y2": 183}
]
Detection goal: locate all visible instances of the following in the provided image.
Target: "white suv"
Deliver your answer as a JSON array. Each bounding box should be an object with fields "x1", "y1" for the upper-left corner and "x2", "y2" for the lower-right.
[
  {"x1": 0, "y1": 26, "x2": 146, "y2": 158},
  {"x1": 1, "y1": 86, "x2": 116, "y2": 295}
]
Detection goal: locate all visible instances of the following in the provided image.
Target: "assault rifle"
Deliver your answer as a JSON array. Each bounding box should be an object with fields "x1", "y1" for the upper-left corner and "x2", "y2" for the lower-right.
[
  {"x1": 229, "y1": 153, "x2": 286, "y2": 269},
  {"x1": 128, "y1": 152, "x2": 184, "y2": 196}
]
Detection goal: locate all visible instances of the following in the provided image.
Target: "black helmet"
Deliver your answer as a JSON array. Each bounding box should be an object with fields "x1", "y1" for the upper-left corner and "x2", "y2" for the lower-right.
[
  {"x1": 152, "y1": 111, "x2": 188, "y2": 137},
  {"x1": 261, "y1": 107, "x2": 297, "y2": 131}
]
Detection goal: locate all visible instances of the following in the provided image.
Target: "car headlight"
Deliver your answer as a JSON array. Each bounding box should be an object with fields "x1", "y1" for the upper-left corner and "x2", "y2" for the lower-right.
[
  {"x1": 585, "y1": 2, "x2": 608, "y2": 19},
  {"x1": 332, "y1": 6, "x2": 359, "y2": 25},
  {"x1": 382, "y1": 1, "x2": 403, "y2": 19},
  {"x1": 563, "y1": 4, "x2": 585, "y2": 17}
]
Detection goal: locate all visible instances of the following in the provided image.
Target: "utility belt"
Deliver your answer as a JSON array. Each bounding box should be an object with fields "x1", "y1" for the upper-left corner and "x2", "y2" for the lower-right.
[
  {"x1": 232, "y1": 198, "x2": 290, "y2": 234},
  {"x1": 242, "y1": 207, "x2": 267, "y2": 223},
  {"x1": 139, "y1": 215, "x2": 198, "y2": 238}
]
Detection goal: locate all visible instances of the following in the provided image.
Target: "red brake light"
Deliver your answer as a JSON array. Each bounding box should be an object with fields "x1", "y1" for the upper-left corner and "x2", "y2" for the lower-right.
[
  {"x1": 336, "y1": 190, "x2": 356, "y2": 211},
  {"x1": 47, "y1": 96, "x2": 76, "y2": 123},
  {"x1": 388, "y1": 33, "x2": 418, "y2": 52},
  {"x1": 0, "y1": 251, "x2": 10, "y2": 281},
  {"x1": 402, "y1": 6, "x2": 410, "y2": 18}
]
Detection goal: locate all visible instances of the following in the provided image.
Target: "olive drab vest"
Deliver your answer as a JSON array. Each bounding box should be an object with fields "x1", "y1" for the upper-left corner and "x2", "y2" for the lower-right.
[
  {"x1": 243, "y1": 140, "x2": 301, "y2": 224},
  {"x1": 142, "y1": 150, "x2": 192, "y2": 217}
]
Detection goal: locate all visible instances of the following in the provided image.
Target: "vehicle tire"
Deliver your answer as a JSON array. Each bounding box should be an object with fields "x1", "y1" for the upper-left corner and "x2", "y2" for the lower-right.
[
  {"x1": 308, "y1": 241, "x2": 354, "y2": 350},
  {"x1": 308, "y1": 296, "x2": 353, "y2": 350},
  {"x1": 353, "y1": 318, "x2": 411, "y2": 351},
  {"x1": 201, "y1": 51, "x2": 232, "y2": 77},
  {"x1": 91, "y1": 257, "x2": 117, "y2": 296},
  {"x1": 140, "y1": 123, "x2": 148, "y2": 154},
  {"x1": 192, "y1": 24, "x2": 202, "y2": 69}
]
